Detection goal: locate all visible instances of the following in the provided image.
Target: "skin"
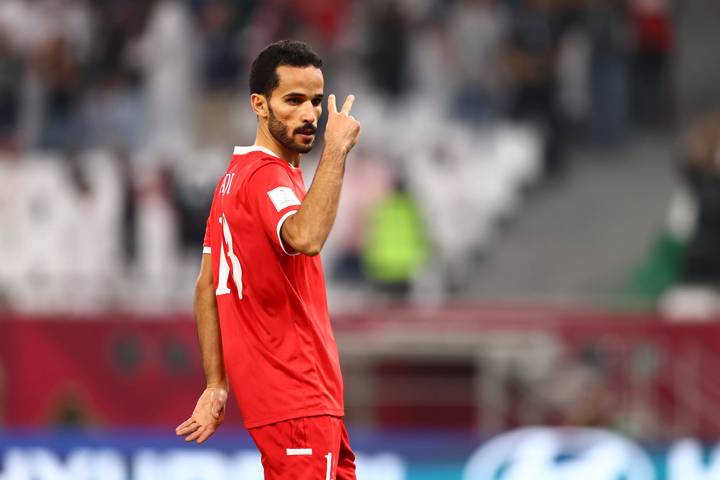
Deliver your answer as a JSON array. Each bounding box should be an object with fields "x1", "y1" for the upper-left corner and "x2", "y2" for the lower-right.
[{"x1": 176, "y1": 64, "x2": 361, "y2": 444}]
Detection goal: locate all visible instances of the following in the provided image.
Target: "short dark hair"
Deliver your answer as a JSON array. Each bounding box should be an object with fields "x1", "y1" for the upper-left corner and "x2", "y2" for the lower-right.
[{"x1": 249, "y1": 40, "x2": 323, "y2": 97}]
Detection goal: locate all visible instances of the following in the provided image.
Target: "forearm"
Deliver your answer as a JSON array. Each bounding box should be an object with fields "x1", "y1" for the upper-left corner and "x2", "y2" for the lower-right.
[
  {"x1": 282, "y1": 143, "x2": 348, "y2": 255},
  {"x1": 194, "y1": 261, "x2": 226, "y2": 388}
]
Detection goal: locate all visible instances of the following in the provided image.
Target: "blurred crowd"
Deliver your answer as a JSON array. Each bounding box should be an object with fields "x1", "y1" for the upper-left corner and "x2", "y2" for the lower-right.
[
  {"x1": 630, "y1": 110, "x2": 720, "y2": 316},
  {"x1": 0, "y1": 0, "x2": 679, "y2": 312}
]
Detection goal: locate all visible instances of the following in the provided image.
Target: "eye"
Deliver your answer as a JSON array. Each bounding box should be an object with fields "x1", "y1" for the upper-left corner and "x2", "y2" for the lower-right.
[
  {"x1": 287, "y1": 97, "x2": 303, "y2": 105},
  {"x1": 311, "y1": 98, "x2": 322, "y2": 107}
]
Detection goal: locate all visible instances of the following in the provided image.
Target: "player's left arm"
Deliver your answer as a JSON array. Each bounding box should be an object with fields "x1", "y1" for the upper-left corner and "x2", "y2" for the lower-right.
[{"x1": 176, "y1": 253, "x2": 228, "y2": 444}]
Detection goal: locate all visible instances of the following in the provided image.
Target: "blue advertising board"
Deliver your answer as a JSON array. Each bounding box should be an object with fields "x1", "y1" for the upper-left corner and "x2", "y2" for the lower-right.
[{"x1": 0, "y1": 427, "x2": 718, "y2": 480}]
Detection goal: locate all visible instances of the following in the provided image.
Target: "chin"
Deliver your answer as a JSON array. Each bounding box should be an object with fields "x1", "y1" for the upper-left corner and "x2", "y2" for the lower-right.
[{"x1": 293, "y1": 142, "x2": 314, "y2": 154}]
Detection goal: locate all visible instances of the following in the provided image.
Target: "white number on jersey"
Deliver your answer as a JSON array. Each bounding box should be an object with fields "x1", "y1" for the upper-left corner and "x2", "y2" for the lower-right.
[
  {"x1": 325, "y1": 452, "x2": 332, "y2": 480},
  {"x1": 215, "y1": 214, "x2": 243, "y2": 299}
]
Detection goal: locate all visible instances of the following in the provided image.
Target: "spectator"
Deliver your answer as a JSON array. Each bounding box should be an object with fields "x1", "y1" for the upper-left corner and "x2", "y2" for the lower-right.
[
  {"x1": 0, "y1": 25, "x2": 23, "y2": 152},
  {"x1": 679, "y1": 113, "x2": 720, "y2": 285},
  {"x1": 34, "y1": 35, "x2": 83, "y2": 150},
  {"x1": 365, "y1": 0, "x2": 410, "y2": 100},
  {"x1": 135, "y1": 0, "x2": 199, "y2": 154},
  {"x1": 198, "y1": 0, "x2": 242, "y2": 91},
  {"x1": 506, "y1": 0, "x2": 568, "y2": 178},
  {"x1": 628, "y1": 0, "x2": 673, "y2": 126},
  {"x1": 629, "y1": 113, "x2": 720, "y2": 308},
  {"x1": 447, "y1": 0, "x2": 508, "y2": 122},
  {"x1": 362, "y1": 178, "x2": 430, "y2": 300},
  {"x1": 586, "y1": 0, "x2": 631, "y2": 146}
]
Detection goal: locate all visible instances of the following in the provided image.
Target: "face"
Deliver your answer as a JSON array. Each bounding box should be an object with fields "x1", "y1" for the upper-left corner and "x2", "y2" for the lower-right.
[{"x1": 259, "y1": 65, "x2": 324, "y2": 154}]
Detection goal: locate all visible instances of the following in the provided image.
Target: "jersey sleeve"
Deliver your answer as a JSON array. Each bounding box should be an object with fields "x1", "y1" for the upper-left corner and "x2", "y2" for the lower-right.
[{"x1": 246, "y1": 162, "x2": 302, "y2": 256}]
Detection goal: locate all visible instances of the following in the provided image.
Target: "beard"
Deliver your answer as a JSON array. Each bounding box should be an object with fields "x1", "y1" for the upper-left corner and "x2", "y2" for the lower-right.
[{"x1": 268, "y1": 106, "x2": 316, "y2": 154}]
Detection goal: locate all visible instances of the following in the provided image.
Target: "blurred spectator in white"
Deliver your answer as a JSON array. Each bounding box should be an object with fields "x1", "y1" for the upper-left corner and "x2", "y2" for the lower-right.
[
  {"x1": 134, "y1": 163, "x2": 181, "y2": 309},
  {"x1": 134, "y1": 0, "x2": 199, "y2": 157},
  {"x1": 60, "y1": 150, "x2": 124, "y2": 310},
  {"x1": 407, "y1": 14, "x2": 455, "y2": 114},
  {"x1": 0, "y1": 153, "x2": 27, "y2": 307},
  {"x1": 447, "y1": 0, "x2": 508, "y2": 123},
  {"x1": 1, "y1": 152, "x2": 75, "y2": 310},
  {"x1": 410, "y1": 140, "x2": 487, "y2": 295}
]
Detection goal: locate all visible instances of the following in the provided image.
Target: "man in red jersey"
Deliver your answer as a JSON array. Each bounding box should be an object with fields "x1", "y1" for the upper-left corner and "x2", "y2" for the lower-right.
[{"x1": 175, "y1": 40, "x2": 361, "y2": 480}]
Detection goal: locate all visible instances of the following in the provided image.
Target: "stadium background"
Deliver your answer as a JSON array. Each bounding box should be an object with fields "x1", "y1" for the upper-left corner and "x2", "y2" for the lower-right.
[{"x1": 1, "y1": 0, "x2": 720, "y2": 479}]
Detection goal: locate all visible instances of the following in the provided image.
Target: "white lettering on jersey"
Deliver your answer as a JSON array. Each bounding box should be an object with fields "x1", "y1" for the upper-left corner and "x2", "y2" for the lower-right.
[
  {"x1": 267, "y1": 186, "x2": 301, "y2": 212},
  {"x1": 216, "y1": 214, "x2": 242, "y2": 299},
  {"x1": 220, "y1": 173, "x2": 235, "y2": 195}
]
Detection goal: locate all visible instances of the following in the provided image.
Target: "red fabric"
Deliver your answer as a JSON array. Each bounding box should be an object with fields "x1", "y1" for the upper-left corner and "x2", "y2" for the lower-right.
[
  {"x1": 632, "y1": 12, "x2": 673, "y2": 51},
  {"x1": 0, "y1": 317, "x2": 230, "y2": 427},
  {"x1": 204, "y1": 147, "x2": 344, "y2": 428},
  {"x1": 249, "y1": 415, "x2": 356, "y2": 480}
]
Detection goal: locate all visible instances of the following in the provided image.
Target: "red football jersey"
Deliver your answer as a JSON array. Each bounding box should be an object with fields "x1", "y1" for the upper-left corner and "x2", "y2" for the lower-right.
[{"x1": 202, "y1": 145, "x2": 344, "y2": 428}]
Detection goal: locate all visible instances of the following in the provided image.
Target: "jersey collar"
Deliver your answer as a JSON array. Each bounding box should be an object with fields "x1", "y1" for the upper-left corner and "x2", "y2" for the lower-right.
[{"x1": 233, "y1": 145, "x2": 281, "y2": 159}]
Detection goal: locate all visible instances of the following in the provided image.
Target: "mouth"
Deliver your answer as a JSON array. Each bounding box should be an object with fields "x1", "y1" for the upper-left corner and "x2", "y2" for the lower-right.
[
  {"x1": 296, "y1": 130, "x2": 316, "y2": 143},
  {"x1": 295, "y1": 125, "x2": 317, "y2": 135}
]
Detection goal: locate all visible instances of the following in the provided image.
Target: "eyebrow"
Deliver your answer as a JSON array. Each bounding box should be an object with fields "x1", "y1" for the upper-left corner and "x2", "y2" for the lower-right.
[{"x1": 283, "y1": 92, "x2": 324, "y2": 100}]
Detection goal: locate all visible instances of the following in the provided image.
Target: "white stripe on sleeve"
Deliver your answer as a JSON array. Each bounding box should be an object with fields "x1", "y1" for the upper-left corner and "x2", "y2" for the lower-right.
[{"x1": 276, "y1": 210, "x2": 300, "y2": 256}]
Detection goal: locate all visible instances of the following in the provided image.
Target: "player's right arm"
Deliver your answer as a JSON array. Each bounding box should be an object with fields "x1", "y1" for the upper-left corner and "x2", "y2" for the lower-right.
[
  {"x1": 175, "y1": 253, "x2": 228, "y2": 444},
  {"x1": 281, "y1": 94, "x2": 361, "y2": 256}
]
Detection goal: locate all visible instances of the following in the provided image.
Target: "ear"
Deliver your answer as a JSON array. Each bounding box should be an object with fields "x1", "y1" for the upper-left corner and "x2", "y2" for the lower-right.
[{"x1": 250, "y1": 93, "x2": 269, "y2": 119}]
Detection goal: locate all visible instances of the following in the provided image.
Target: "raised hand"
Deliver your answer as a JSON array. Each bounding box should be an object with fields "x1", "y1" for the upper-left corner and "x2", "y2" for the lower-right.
[
  {"x1": 324, "y1": 94, "x2": 361, "y2": 154},
  {"x1": 175, "y1": 386, "x2": 228, "y2": 444}
]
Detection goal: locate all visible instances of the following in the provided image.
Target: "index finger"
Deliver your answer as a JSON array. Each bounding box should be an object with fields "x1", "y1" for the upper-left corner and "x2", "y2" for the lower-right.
[
  {"x1": 327, "y1": 94, "x2": 337, "y2": 114},
  {"x1": 340, "y1": 95, "x2": 355, "y2": 115},
  {"x1": 175, "y1": 418, "x2": 196, "y2": 433}
]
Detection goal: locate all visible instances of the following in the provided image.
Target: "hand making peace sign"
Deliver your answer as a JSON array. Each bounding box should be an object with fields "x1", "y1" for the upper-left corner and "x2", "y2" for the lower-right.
[{"x1": 324, "y1": 94, "x2": 361, "y2": 155}]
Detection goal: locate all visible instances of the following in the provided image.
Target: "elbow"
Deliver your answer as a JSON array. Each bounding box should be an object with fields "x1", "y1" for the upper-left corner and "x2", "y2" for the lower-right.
[
  {"x1": 283, "y1": 223, "x2": 323, "y2": 256},
  {"x1": 302, "y1": 244, "x2": 322, "y2": 257},
  {"x1": 195, "y1": 275, "x2": 215, "y2": 300},
  {"x1": 289, "y1": 236, "x2": 323, "y2": 256}
]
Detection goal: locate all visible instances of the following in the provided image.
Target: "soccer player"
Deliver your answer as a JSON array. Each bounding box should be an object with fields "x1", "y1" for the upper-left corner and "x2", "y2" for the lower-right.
[{"x1": 175, "y1": 40, "x2": 361, "y2": 480}]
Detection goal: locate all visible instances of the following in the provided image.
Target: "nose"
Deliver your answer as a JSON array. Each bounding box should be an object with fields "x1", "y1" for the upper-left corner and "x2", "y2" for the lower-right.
[{"x1": 300, "y1": 101, "x2": 316, "y2": 124}]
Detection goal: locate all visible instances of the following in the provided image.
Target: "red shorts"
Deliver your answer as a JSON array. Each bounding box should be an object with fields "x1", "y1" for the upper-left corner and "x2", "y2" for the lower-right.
[{"x1": 248, "y1": 415, "x2": 356, "y2": 480}]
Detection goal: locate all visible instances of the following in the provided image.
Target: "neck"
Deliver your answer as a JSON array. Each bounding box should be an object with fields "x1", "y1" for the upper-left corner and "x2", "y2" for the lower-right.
[{"x1": 254, "y1": 128, "x2": 301, "y2": 168}]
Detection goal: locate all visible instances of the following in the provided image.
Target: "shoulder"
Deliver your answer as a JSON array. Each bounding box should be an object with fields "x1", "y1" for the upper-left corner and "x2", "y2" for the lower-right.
[{"x1": 245, "y1": 157, "x2": 293, "y2": 187}]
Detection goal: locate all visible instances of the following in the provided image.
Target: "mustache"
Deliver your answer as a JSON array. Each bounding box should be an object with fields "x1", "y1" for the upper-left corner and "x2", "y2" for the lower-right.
[{"x1": 294, "y1": 124, "x2": 317, "y2": 135}]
